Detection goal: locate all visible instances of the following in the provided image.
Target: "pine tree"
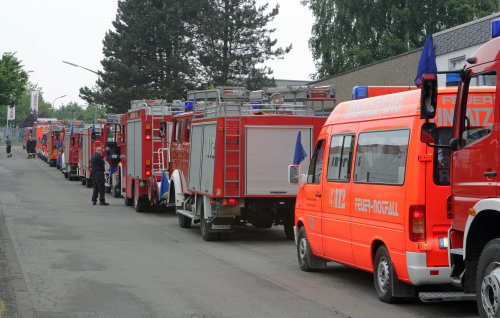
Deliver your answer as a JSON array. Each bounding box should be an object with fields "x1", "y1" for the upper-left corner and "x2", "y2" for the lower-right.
[
  {"x1": 194, "y1": 0, "x2": 290, "y2": 89},
  {"x1": 80, "y1": 0, "x2": 199, "y2": 113}
]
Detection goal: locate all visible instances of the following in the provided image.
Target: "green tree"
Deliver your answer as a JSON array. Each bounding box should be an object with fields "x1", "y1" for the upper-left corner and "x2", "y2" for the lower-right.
[
  {"x1": 80, "y1": 0, "x2": 200, "y2": 113},
  {"x1": 302, "y1": 0, "x2": 498, "y2": 78},
  {"x1": 0, "y1": 52, "x2": 29, "y2": 107},
  {"x1": 195, "y1": 0, "x2": 289, "y2": 89}
]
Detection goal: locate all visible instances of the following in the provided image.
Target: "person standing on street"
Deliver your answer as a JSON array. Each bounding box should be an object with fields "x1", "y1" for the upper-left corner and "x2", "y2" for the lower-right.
[
  {"x1": 5, "y1": 136, "x2": 12, "y2": 157},
  {"x1": 90, "y1": 147, "x2": 109, "y2": 206}
]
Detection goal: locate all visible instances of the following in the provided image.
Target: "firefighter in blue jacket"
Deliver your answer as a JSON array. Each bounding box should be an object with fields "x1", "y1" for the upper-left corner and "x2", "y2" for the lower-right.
[{"x1": 90, "y1": 147, "x2": 109, "y2": 206}]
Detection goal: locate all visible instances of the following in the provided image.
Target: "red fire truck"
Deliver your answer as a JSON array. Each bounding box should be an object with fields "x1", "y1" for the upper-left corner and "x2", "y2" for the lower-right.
[
  {"x1": 168, "y1": 86, "x2": 333, "y2": 240},
  {"x1": 61, "y1": 121, "x2": 83, "y2": 180},
  {"x1": 46, "y1": 121, "x2": 64, "y2": 167},
  {"x1": 34, "y1": 118, "x2": 58, "y2": 161},
  {"x1": 121, "y1": 100, "x2": 183, "y2": 212},
  {"x1": 418, "y1": 19, "x2": 500, "y2": 317},
  {"x1": 77, "y1": 124, "x2": 104, "y2": 187}
]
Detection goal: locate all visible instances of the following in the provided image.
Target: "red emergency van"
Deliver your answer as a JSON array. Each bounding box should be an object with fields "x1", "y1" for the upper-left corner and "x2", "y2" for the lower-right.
[{"x1": 291, "y1": 86, "x2": 495, "y2": 302}]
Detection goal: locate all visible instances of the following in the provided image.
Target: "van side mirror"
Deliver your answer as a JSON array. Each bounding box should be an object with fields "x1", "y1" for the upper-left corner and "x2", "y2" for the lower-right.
[
  {"x1": 420, "y1": 74, "x2": 438, "y2": 119},
  {"x1": 159, "y1": 121, "x2": 166, "y2": 139},
  {"x1": 421, "y1": 122, "x2": 437, "y2": 144},
  {"x1": 288, "y1": 165, "x2": 299, "y2": 184}
]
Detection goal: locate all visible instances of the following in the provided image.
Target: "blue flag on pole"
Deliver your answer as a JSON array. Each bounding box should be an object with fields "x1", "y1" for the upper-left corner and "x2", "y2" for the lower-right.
[
  {"x1": 70, "y1": 123, "x2": 74, "y2": 137},
  {"x1": 158, "y1": 171, "x2": 170, "y2": 201},
  {"x1": 293, "y1": 131, "x2": 307, "y2": 165},
  {"x1": 91, "y1": 123, "x2": 95, "y2": 135},
  {"x1": 414, "y1": 34, "x2": 438, "y2": 87}
]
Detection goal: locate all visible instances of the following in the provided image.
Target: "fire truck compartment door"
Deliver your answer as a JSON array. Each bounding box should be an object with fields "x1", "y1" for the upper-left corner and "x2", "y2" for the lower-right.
[
  {"x1": 245, "y1": 126, "x2": 312, "y2": 195},
  {"x1": 127, "y1": 120, "x2": 142, "y2": 179},
  {"x1": 188, "y1": 123, "x2": 217, "y2": 194}
]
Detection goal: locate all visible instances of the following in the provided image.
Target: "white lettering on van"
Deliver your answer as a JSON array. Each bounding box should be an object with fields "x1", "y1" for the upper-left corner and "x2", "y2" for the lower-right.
[
  {"x1": 345, "y1": 96, "x2": 404, "y2": 119},
  {"x1": 329, "y1": 188, "x2": 346, "y2": 209},
  {"x1": 354, "y1": 198, "x2": 399, "y2": 216}
]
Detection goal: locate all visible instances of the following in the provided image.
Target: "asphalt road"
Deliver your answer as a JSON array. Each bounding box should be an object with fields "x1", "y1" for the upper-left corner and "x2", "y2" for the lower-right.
[{"x1": 0, "y1": 146, "x2": 479, "y2": 318}]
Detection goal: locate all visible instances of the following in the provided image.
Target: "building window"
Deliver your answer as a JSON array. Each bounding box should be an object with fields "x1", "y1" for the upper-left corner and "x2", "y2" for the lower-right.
[{"x1": 449, "y1": 56, "x2": 466, "y2": 71}]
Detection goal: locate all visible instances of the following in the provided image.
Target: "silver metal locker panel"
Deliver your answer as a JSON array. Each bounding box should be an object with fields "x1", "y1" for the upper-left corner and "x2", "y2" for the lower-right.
[
  {"x1": 134, "y1": 121, "x2": 142, "y2": 179},
  {"x1": 200, "y1": 124, "x2": 217, "y2": 195},
  {"x1": 245, "y1": 126, "x2": 312, "y2": 195},
  {"x1": 127, "y1": 121, "x2": 135, "y2": 177},
  {"x1": 188, "y1": 125, "x2": 204, "y2": 191}
]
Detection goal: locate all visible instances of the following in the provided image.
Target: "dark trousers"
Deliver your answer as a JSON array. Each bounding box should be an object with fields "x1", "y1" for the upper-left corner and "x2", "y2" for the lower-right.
[
  {"x1": 92, "y1": 172, "x2": 106, "y2": 203},
  {"x1": 6, "y1": 145, "x2": 11, "y2": 156}
]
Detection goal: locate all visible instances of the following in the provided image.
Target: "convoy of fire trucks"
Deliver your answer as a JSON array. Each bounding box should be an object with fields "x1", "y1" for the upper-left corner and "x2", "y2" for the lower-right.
[{"x1": 14, "y1": 18, "x2": 500, "y2": 316}]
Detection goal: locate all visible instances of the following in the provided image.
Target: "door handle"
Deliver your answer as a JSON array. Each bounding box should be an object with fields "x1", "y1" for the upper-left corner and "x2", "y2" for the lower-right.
[
  {"x1": 315, "y1": 193, "x2": 322, "y2": 197},
  {"x1": 484, "y1": 171, "x2": 497, "y2": 177}
]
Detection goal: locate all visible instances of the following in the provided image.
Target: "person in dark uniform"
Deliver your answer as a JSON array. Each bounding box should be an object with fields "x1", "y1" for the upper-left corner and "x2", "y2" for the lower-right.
[
  {"x1": 5, "y1": 136, "x2": 12, "y2": 157},
  {"x1": 91, "y1": 147, "x2": 109, "y2": 205}
]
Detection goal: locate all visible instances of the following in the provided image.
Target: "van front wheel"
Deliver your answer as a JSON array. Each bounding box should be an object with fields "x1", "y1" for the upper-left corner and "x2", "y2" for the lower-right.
[
  {"x1": 297, "y1": 226, "x2": 325, "y2": 272},
  {"x1": 374, "y1": 246, "x2": 396, "y2": 303}
]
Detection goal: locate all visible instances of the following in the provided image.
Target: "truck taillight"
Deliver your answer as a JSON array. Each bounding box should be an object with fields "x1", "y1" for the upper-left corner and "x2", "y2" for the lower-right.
[
  {"x1": 145, "y1": 123, "x2": 151, "y2": 140},
  {"x1": 145, "y1": 159, "x2": 151, "y2": 176},
  {"x1": 409, "y1": 205, "x2": 426, "y2": 242},
  {"x1": 223, "y1": 198, "x2": 239, "y2": 206}
]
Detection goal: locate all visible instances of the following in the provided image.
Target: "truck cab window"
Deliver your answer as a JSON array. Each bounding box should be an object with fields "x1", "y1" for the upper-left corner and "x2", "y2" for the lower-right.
[
  {"x1": 307, "y1": 139, "x2": 325, "y2": 184},
  {"x1": 327, "y1": 134, "x2": 354, "y2": 182},
  {"x1": 460, "y1": 72, "x2": 496, "y2": 148},
  {"x1": 178, "y1": 120, "x2": 184, "y2": 142},
  {"x1": 186, "y1": 120, "x2": 191, "y2": 141}
]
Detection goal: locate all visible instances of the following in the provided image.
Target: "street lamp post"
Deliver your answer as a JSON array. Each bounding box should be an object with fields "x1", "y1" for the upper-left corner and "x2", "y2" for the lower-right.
[{"x1": 52, "y1": 95, "x2": 67, "y2": 109}]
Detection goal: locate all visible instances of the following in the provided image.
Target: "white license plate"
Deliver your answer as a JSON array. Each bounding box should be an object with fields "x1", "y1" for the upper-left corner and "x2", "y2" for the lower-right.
[{"x1": 211, "y1": 224, "x2": 231, "y2": 230}]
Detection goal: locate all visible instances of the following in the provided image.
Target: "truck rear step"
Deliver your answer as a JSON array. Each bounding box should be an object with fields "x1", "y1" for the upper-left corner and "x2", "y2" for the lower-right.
[
  {"x1": 419, "y1": 292, "x2": 475, "y2": 302},
  {"x1": 176, "y1": 209, "x2": 200, "y2": 222}
]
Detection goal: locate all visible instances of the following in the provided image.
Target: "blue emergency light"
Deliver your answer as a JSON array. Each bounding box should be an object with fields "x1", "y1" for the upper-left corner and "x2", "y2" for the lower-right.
[
  {"x1": 492, "y1": 19, "x2": 500, "y2": 38},
  {"x1": 446, "y1": 73, "x2": 460, "y2": 86},
  {"x1": 251, "y1": 102, "x2": 260, "y2": 109},
  {"x1": 184, "y1": 101, "x2": 193, "y2": 111},
  {"x1": 352, "y1": 86, "x2": 368, "y2": 100}
]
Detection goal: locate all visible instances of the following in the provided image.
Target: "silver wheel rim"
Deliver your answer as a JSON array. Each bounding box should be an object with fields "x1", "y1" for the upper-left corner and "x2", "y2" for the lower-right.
[
  {"x1": 481, "y1": 262, "x2": 500, "y2": 317},
  {"x1": 299, "y1": 237, "x2": 307, "y2": 262},
  {"x1": 377, "y1": 257, "x2": 390, "y2": 293}
]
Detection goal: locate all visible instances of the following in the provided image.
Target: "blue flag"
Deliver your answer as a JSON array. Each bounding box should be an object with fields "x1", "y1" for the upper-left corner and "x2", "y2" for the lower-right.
[
  {"x1": 293, "y1": 131, "x2": 307, "y2": 165},
  {"x1": 70, "y1": 123, "x2": 74, "y2": 137},
  {"x1": 91, "y1": 123, "x2": 95, "y2": 134},
  {"x1": 414, "y1": 34, "x2": 438, "y2": 87},
  {"x1": 158, "y1": 171, "x2": 170, "y2": 201}
]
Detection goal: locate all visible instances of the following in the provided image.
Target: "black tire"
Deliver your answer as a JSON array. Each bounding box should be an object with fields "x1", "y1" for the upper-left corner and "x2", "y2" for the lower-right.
[
  {"x1": 64, "y1": 172, "x2": 69, "y2": 179},
  {"x1": 105, "y1": 186, "x2": 111, "y2": 194},
  {"x1": 86, "y1": 178, "x2": 93, "y2": 188},
  {"x1": 113, "y1": 185, "x2": 121, "y2": 198},
  {"x1": 81, "y1": 178, "x2": 86, "y2": 186},
  {"x1": 373, "y1": 246, "x2": 397, "y2": 303},
  {"x1": 283, "y1": 211, "x2": 295, "y2": 240},
  {"x1": 297, "y1": 226, "x2": 326, "y2": 272},
  {"x1": 124, "y1": 197, "x2": 133, "y2": 206},
  {"x1": 477, "y1": 238, "x2": 500, "y2": 318},
  {"x1": 178, "y1": 207, "x2": 192, "y2": 229},
  {"x1": 135, "y1": 195, "x2": 149, "y2": 213},
  {"x1": 200, "y1": 198, "x2": 216, "y2": 241}
]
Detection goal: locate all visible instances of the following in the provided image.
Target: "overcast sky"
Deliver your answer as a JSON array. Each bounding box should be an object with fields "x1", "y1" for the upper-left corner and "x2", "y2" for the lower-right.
[{"x1": 0, "y1": 1, "x2": 315, "y2": 108}]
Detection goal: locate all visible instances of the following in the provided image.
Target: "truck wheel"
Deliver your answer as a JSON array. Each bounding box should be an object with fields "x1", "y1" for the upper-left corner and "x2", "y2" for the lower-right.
[
  {"x1": 374, "y1": 246, "x2": 396, "y2": 303},
  {"x1": 81, "y1": 178, "x2": 86, "y2": 186},
  {"x1": 113, "y1": 185, "x2": 121, "y2": 198},
  {"x1": 124, "y1": 197, "x2": 133, "y2": 206},
  {"x1": 477, "y1": 239, "x2": 500, "y2": 318},
  {"x1": 283, "y1": 212, "x2": 294, "y2": 240},
  {"x1": 135, "y1": 195, "x2": 149, "y2": 213},
  {"x1": 105, "y1": 186, "x2": 111, "y2": 194},
  {"x1": 200, "y1": 199, "x2": 216, "y2": 241},
  {"x1": 297, "y1": 226, "x2": 326, "y2": 272},
  {"x1": 178, "y1": 210, "x2": 192, "y2": 229},
  {"x1": 86, "y1": 179, "x2": 93, "y2": 188}
]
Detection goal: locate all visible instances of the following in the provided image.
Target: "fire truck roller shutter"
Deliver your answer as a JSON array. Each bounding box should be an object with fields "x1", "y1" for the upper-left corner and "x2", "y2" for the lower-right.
[
  {"x1": 188, "y1": 125, "x2": 204, "y2": 191},
  {"x1": 126, "y1": 120, "x2": 142, "y2": 179},
  {"x1": 188, "y1": 123, "x2": 217, "y2": 195},
  {"x1": 245, "y1": 126, "x2": 312, "y2": 195}
]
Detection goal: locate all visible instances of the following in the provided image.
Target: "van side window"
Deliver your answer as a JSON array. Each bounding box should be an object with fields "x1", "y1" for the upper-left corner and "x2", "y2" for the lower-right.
[
  {"x1": 307, "y1": 139, "x2": 326, "y2": 184},
  {"x1": 354, "y1": 130, "x2": 410, "y2": 185},
  {"x1": 327, "y1": 134, "x2": 354, "y2": 182}
]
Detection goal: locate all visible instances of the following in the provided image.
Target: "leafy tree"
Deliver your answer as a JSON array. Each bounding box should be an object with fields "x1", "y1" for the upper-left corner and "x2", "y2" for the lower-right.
[
  {"x1": 194, "y1": 0, "x2": 290, "y2": 88},
  {"x1": 302, "y1": 0, "x2": 498, "y2": 78},
  {"x1": 0, "y1": 52, "x2": 29, "y2": 107},
  {"x1": 80, "y1": 0, "x2": 200, "y2": 113}
]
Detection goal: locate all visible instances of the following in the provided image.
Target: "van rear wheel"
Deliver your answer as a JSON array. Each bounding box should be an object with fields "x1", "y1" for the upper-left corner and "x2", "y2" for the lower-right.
[{"x1": 374, "y1": 246, "x2": 397, "y2": 303}]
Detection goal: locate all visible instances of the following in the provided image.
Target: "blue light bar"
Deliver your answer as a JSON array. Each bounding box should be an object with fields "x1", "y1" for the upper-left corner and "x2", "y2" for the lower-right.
[
  {"x1": 352, "y1": 86, "x2": 368, "y2": 100},
  {"x1": 446, "y1": 73, "x2": 460, "y2": 86},
  {"x1": 251, "y1": 102, "x2": 260, "y2": 109},
  {"x1": 184, "y1": 101, "x2": 193, "y2": 111},
  {"x1": 492, "y1": 19, "x2": 500, "y2": 38}
]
